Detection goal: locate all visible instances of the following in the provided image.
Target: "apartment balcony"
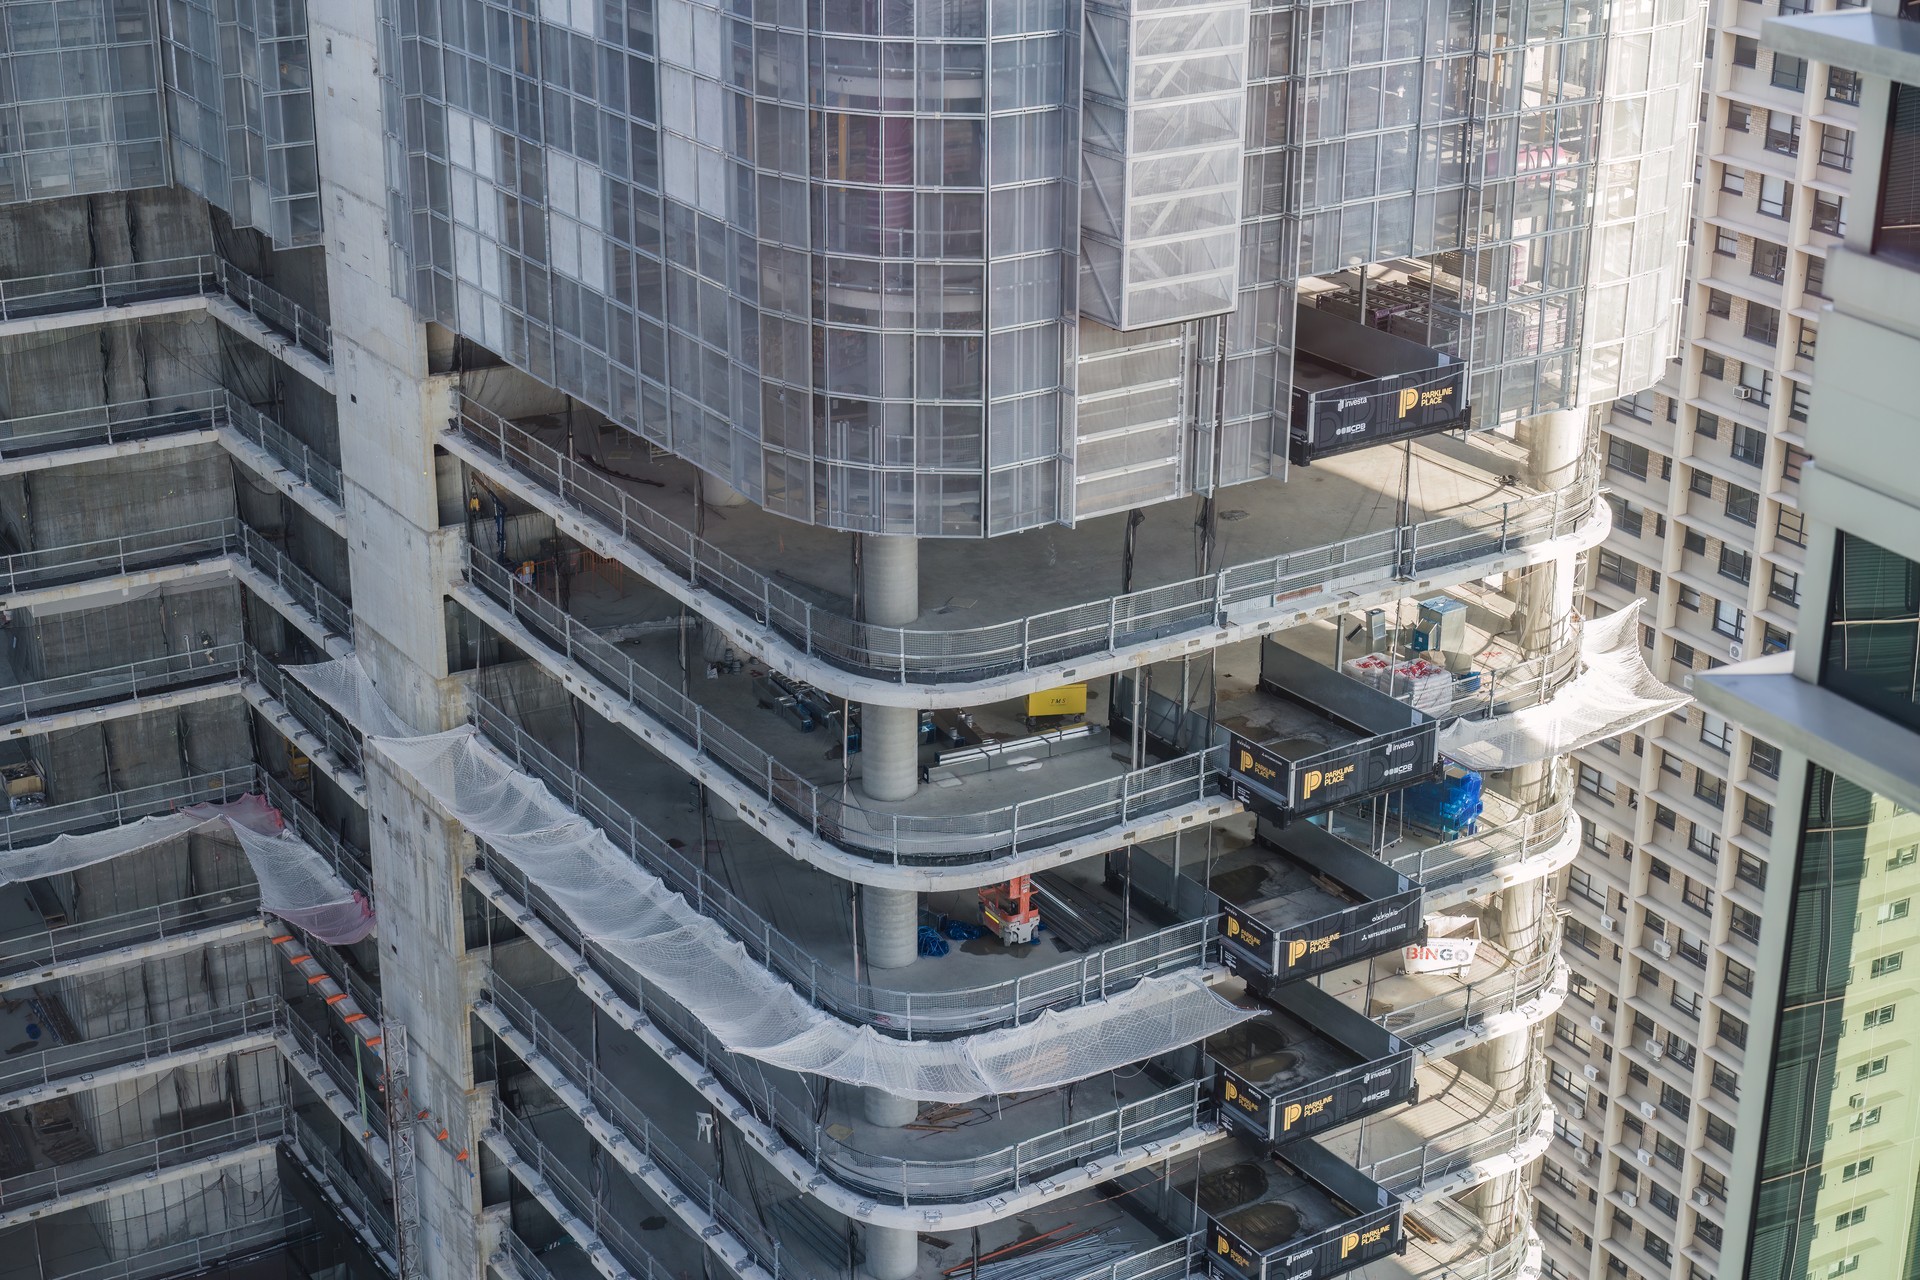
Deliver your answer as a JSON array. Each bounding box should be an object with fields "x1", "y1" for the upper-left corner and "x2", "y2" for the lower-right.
[
  {"x1": 1328, "y1": 926, "x2": 1569, "y2": 1055},
  {"x1": 0, "y1": 644, "x2": 244, "y2": 736},
  {"x1": 1317, "y1": 1062, "x2": 1553, "y2": 1202},
  {"x1": 446, "y1": 398, "x2": 1605, "y2": 700},
  {"x1": 472, "y1": 713, "x2": 1217, "y2": 1038},
  {"x1": 1327, "y1": 785, "x2": 1583, "y2": 908},
  {"x1": 0, "y1": 992, "x2": 282, "y2": 1110},
  {"x1": 464, "y1": 555, "x2": 1230, "y2": 872},
  {"x1": 0, "y1": 254, "x2": 332, "y2": 372},
  {"x1": 0, "y1": 1105, "x2": 290, "y2": 1226},
  {"x1": 483, "y1": 946, "x2": 1211, "y2": 1213}
]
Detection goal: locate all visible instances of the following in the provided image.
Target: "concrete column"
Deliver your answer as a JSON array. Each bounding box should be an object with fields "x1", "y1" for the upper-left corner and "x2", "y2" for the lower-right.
[
  {"x1": 860, "y1": 1223, "x2": 919, "y2": 1280},
  {"x1": 862, "y1": 535, "x2": 920, "y2": 626},
  {"x1": 861, "y1": 704, "x2": 922, "y2": 802},
  {"x1": 862, "y1": 1086, "x2": 921, "y2": 1127},
  {"x1": 861, "y1": 884, "x2": 920, "y2": 970}
]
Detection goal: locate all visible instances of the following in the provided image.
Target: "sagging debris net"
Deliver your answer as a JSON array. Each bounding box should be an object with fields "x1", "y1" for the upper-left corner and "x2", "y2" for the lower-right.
[
  {"x1": 374, "y1": 726, "x2": 1255, "y2": 1101},
  {"x1": 1439, "y1": 600, "x2": 1689, "y2": 771},
  {"x1": 284, "y1": 653, "x2": 416, "y2": 739},
  {"x1": 0, "y1": 794, "x2": 375, "y2": 945}
]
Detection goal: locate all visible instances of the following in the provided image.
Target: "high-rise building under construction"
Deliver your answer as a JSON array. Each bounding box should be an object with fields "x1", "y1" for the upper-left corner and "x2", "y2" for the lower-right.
[{"x1": 0, "y1": 2, "x2": 1700, "y2": 1280}]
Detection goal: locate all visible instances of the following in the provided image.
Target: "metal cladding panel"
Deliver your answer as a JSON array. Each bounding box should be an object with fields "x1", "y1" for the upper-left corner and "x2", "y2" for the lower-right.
[
  {"x1": 1219, "y1": 890, "x2": 1424, "y2": 982},
  {"x1": 1215, "y1": 1051, "x2": 1417, "y2": 1143},
  {"x1": 1206, "y1": 1204, "x2": 1405, "y2": 1280},
  {"x1": 1289, "y1": 365, "x2": 1470, "y2": 465}
]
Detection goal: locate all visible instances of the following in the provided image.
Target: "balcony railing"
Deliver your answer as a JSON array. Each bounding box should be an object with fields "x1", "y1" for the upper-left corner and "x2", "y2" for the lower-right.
[
  {"x1": 52, "y1": 1211, "x2": 316, "y2": 1280},
  {"x1": 1349, "y1": 1081, "x2": 1550, "y2": 1197},
  {"x1": 0, "y1": 765, "x2": 257, "y2": 850},
  {"x1": 482, "y1": 984, "x2": 793, "y2": 1276},
  {"x1": 1373, "y1": 788, "x2": 1579, "y2": 896},
  {"x1": 476, "y1": 718, "x2": 1217, "y2": 1035},
  {"x1": 237, "y1": 525, "x2": 353, "y2": 640},
  {"x1": 0, "y1": 644, "x2": 244, "y2": 726},
  {"x1": 1360, "y1": 925, "x2": 1567, "y2": 1047},
  {"x1": 291, "y1": 1108, "x2": 397, "y2": 1255},
  {"x1": 0, "y1": 994, "x2": 282, "y2": 1098},
  {"x1": 450, "y1": 399, "x2": 1600, "y2": 685},
  {"x1": 282, "y1": 1011, "x2": 391, "y2": 1142},
  {"x1": 469, "y1": 555, "x2": 1224, "y2": 862},
  {"x1": 492, "y1": 1108, "x2": 737, "y2": 1280},
  {"x1": 0, "y1": 255, "x2": 331, "y2": 362},
  {"x1": 0, "y1": 881, "x2": 265, "y2": 980},
  {"x1": 247, "y1": 648, "x2": 365, "y2": 774},
  {"x1": 0, "y1": 392, "x2": 341, "y2": 505},
  {"x1": 0, "y1": 1104, "x2": 290, "y2": 1211},
  {"x1": 488, "y1": 965, "x2": 1210, "y2": 1206}
]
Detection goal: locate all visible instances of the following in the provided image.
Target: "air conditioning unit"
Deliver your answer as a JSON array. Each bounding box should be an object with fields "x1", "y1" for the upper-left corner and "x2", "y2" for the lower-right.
[
  {"x1": 1728, "y1": 641, "x2": 1743, "y2": 659},
  {"x1": 1569, "y1": 1105, "x2": 1587, "y2": 1120},
  {"x1": 1683, "y1": 673, "x2": 1695, "y2": 690},
  {"x1": 1600, "y1": 914, "x2": 1618, "y2": 933},
  {"x1": 1653, "y1": 938, "x2": 1673, "y2": 958},
  {"x1": 1733, "y1": 387, "x2": 1757, "y2": 401},
  {"x1": 1647, "y1": 1039, "x2": 1666, "y2": 1059},
  {"x1": 1636, "y1": 1148, "x2": 1654, "y2": 1166},
  {"x1": 1692, "y1": 1189, "x2": 1713, "y2": 1208},
  {"x1": 1584, "y1": 1064, "x2": 1602, "y2": 1082},
  {"x1": 1622, "y1": 1192, "x2": 1640, "y2": 1208},
  {"x1": 1639, "y1": 1100, "x2": 1659, "y2": 1119},
  {"x1": 1590, "y1": 1015, "x2": 1609, "y2": 1034},
  {"x1": 1576, "y1": 1149, "x2": 1594, "y2": 1167},
  {"x1": 1849, "y1": 1094, "x2": 1866, "y2": 1109}
]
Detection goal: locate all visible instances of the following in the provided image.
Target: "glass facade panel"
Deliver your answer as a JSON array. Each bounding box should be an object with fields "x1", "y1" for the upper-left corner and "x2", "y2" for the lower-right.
[
  {"x1": 1823, "y1": 533, "x2": 1920, "y2": 734},
  {"x1": 1748, "y1": 765, "x2": 1920, "y2": 1280}
]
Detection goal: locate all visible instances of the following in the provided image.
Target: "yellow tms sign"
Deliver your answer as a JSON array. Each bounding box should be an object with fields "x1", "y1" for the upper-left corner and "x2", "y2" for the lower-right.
[
  {"x1": 1284, "y1": 931, "x2": 1341, "y2": 968},
  {"x1": 1396, "y1": 384, "x2": 1455, "y2": 419},
  {"x1": 1299, "y1": 763, "x2": 1356, "y2": 800},
  {"x1": 1341, "y1": 1222, "x2": 1395, "y2": 1259},
  {"x1": 1282, "y1": 1093, "x2": 1335, "y2": 1131}
]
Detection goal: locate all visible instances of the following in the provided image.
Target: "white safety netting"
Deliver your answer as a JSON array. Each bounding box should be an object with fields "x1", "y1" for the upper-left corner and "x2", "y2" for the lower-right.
[
  {"x1": 0, "y1": 794, "x2": 375, "y2": 945},
  {"x1": 373, "y1": 726, "x2": 1256, "y2": 1101},
  {"x1": 284, "y1": 653, "x2": 416, "y2": 739},
  {"x1": 1438, "y1": 600, "x2": 1689, "y2": 771}
]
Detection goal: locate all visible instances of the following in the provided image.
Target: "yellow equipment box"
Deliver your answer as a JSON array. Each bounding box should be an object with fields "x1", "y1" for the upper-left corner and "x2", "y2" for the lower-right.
[{"x1": 1026, "y1": 684, "x2": 1088, "y2": 717}]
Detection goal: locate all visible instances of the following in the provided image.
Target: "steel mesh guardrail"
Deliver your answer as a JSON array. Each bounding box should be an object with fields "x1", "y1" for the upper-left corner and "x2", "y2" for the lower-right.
[
  {"x1": 0, "y1": 1104, "x2": 289, "y2": 1210},
  {"x1": 0, "y1": 994, "x2": 281, "y2": 1097},
  {"x1": 0, "y1": 645, "x2": 244, "y2": 726},
  {"x1": 452, "y1": 397, "x2": 1600, "y2": 685}
]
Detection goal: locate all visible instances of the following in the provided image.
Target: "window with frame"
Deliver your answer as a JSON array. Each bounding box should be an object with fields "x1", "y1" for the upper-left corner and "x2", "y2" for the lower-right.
[
  {"x1": 1683, "y1": 877, "x2": 1714, "y2": 914},
  {"x1": 1715, "y1": 599, "x2": 1746, "y2": 638},
  {"x1": 1660, "y1": 749, "x2": 1684, "y2": 778},
  {"x1": 1701, "y1": 711, "x2": 1734, "y2": 752},
  {"x1": 1695, "y1": 409, "x2": 1721, "y2": 440},
  {"x1": 1759, "y1": 176, "x2": 1793, "y2": 218},
  {"x1": 1736, "y1": 850, "x2": 1768, "y2": 889},
  {"x1": 1878, "y1": 82, "x2": 1920, "y2": 266},
  {"x1": 1722, "y1": 166, "x2": 1747, "y2": 197},
  {"x1": 1805, "y1": 254, "x2": 1828, "y2": 297},
  {"x1": 1702, "y1": 350, "x2": 1728, "y2": 379},
  {"x1": 1771, "y1": 566, "x2": 1801, "y2": 607},
  {"x1": 1607, "y1": 438, "x2": 1650, "y2": 479},
  {"x1": 1720, "y1": 1011, "x2": 1749, "y2": 1049},
  {"x1": 1675, "y1": 641, "x2": 1699, "y2": 670},
  {"x1": 1771, "y1": 53, "x2": 1806, "y2": 89},
  {"x1": 1744, "y1": 794, "x2": 1775, "y2": 834},
  {"x1": 1830, "y1": 67, "x2": 1862, "y2": 103},
  {"x1": 1751, "y1": 240, "x2": 1788, "y2": 282},
  {"x1": 1796, "y1": 323, "x2": 1817, "y2": 360},
  {"x1": 1751, "y1": 740, "x2": 1783, "y2": 777},
  {"x1": 1725, "y1": 957, "x2": 1756, "y2": 996},
  {"x1": 1843, "y1": 1158, "x2": 1876, "y2": 1180},
  {"x1": 1615, "y1": 390, "x2": 1656, "y2": 422},
  {"x1": 1872, "y1": 952, "x2": 1903, "y2": 978},
  {"x1": 1778, "y1": 506, "x2": 1808, "y2": 546},
  {"x1": 1728, "y1": 487, "x2": 1758, "y2": 529},
  {"x1": 1783, "y1": 444, "x2": 1808, "y2": 481},
  {"x1": 1721, "y1": 544, "x2": 1754, "y2": 582},
  {"x1": 1865, "y1": 1004, "x2": 1896, "y2": 1028},
  {"x1": 1689, "y1": 469, "x2": 1715, "y2": 499},
  {"x1": 1855, "y1": 1058, "x2": 1888, "y2": 1081},
  {"x1": 1706, "y1": 1114, "x2": 1736, "y2": 1150},
  {"x1": 1734, "y1": 35, "x2": 1760, "y2": 66},
  {"x1": 1597, "y1": 549, "x2": 1639, "y2": 591},
  {"x1": 1745, "y1": 301, "x2": 1781, "y2": 344},
  {"x1": 1579, "y1": 763, "x2": 1615, "y2": 799},
  {"x1": 1824, "y1": 534, "x2": 1920, "y2": 733},
  {"x1": 1690, "y1": 824, "x2": 1723, "y2": 862},
  {"x1": 1765, "y1": 110, "x2": 1801, "y2": 154},
  {"x1": 1696, "y1": 772, "x2": 1728, "y2": 809},
  {"x1": 1814, "y1": 192, "x2": 1847, "y2": 235},
  {"x1": 1706, "y1": 288, "x2": 1733, "y2": 318},
  {"x1": 1821, "y1": 125, "x2": 1855, "y2": 171},
  {"x1": 1731, "y1": 423, "x2": 1766, "y2": 465},
  {"x1": 1714, "y1": 228, "x2": 1740, "y2": 257},
  {"x1": 1730, "y1": 905, "x2": 1762, "y2": 942},
  {"x1": 1741, "y1": 364, "x2": 1773, "y2": 405},
  {"x1": 1656, "y1": 803, "x2": 1679, "y2": 830},
  {"x1": 1789, "y1": 382, "x2": 1811, "y2": 422},
  {"x1": 1764, "y1": 622, "x2": 1794, "y2": 654},
  {"x1": 1611, "y1": 497, "x2": 1645, "y2": 537}
]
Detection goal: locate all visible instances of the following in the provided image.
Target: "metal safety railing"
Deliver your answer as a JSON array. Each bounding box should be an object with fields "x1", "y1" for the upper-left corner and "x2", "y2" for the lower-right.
[
  {"x1": 291, "y1": 1107, "x2": 398, "y2": 1254},
  {"x1": 0, "y1": 644, "x2": 245, "y2": 726},
  {"x1": 1350, "y1": 1078, "x2": 1551, "y2": 1196},
  {"x1": 53, "y1": 1211, "x2": 316, "y2": 1280},
  {"x1": 0, "y1": 1104, "x2": 290, "y2": 1210},
  {"x1": 1360, "y1": 921, "x2": 1568, "y2": 1047},
  {"x1": 474, "y1": 720, "x2": 1217, "y2": 1036},
  {"x1": 237, "y1": 524, "x2": 353, "y2": 639},
  {"x1": 0, "y1": 254, "x2": 332, "y2": 362},
  {"x1": 1369, "y1": 789, "x2": 1580, "y2": 896},
  {"x1": 0, "y1": 391, "x2": 342, "y2": 505},
  {"x1": 0, "y1": 994, "x2": 282, "y2": 1098},
  {"x1": 451, "y1": 397, "x2": 1601, "y2": 685},
  {"x1": 480, "y1": 986, "x2": 793, "y2": 1276},
  {"x1": 488, "y1": 966, "x2": 1210, "y2": 1207},
  {"x1": 247, "y1": 647, "x2": 365, "y2": 774},
  {"x1": 491, "y1": 1108, "x2": 723, "y2": 1280},
  {"x1": 0, "y1": 766, "x2": 258, "y2": 851},
  {"x1": 0, "y1": 881, "x2": 266, "y2": 979},
  {"x1": 467, "y1": 551, "x2": 1225, "y2": 862},
  {"x1": 282, "y1": 1007, "x2": 392, "y2": 1143}
]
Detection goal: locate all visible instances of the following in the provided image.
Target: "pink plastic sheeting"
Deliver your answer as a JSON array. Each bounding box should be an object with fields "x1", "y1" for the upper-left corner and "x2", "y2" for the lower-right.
[{"x1": 183, "y1": 797, "x2": 376, "y2": 945}]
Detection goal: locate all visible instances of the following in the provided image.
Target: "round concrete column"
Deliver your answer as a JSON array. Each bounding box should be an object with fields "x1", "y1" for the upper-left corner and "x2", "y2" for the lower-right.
[
  {"x1": 861, "y1": 883, "x2": 920, "y2": 971},
  {"x1": 862, "y1": 535, "x2": 921, "y2": 626},
  {"x1": 862, "y1": 1086, "x2": 921, "y2": 1128},
  {"x1": 861, "y1": 1224, "x2": 919, "y2": 1280},
  {"x1": 860, "y1": 704, "x2": 922, "y2": 802}
]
